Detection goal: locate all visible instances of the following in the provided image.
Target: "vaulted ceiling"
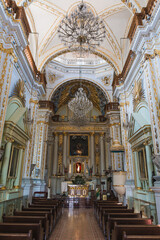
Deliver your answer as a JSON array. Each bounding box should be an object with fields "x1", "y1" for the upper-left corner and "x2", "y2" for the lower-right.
[{"x1": 15, "y1": 0, "x2": 149, "y2": 73}]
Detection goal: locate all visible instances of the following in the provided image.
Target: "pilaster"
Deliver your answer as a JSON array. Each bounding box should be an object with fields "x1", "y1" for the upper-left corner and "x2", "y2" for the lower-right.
[
  {"x1": 90, "y1": 132, "x2": 95, "y2": 175},
  {"x1": 23, "y1": 96, "x2": 39, "y2": 178},
  {"x1": 143, "y1": 55, "x2": 160, "y2": 155},
  {"x1": 0, "y1": 44, "x2": 16, "y2": 145},
  {"x1": 119, "y1": 99, "x2": 134, "y2": 180},
  {"x1": 32, "y1": 108, "x2": 51, "y2": 180},
  {"x1": 0, "y1": 138, "x2": 13, "y2": 188},
  {"x1": 100, "y1": 132, "x2": 105, "y2": 176},
  {"x1": 53, "y1": 133, "x2": 58, "y2": 175}
]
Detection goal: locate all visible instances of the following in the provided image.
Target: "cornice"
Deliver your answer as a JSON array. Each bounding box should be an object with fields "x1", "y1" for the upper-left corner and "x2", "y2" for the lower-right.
[
  {"x1": 128, "y1": 124, "x2": 152, "y2": 146},
  {"x1": 131, "y1": 2, "x2": 160, "y2": 53},
  {"x1": 0, "y1": 1, "x2": 45, "y2": 96}
]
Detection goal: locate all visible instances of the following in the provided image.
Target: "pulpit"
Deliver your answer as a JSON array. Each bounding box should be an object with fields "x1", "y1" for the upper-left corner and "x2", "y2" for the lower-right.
[{"x1": 68, "y1": 185, "x2": 89, "y2": 197}]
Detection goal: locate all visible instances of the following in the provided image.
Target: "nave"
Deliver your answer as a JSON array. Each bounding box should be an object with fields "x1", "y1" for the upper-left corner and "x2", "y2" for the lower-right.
[{"x1": 49, "y1": 208, "x2": 104, "y2": 240}]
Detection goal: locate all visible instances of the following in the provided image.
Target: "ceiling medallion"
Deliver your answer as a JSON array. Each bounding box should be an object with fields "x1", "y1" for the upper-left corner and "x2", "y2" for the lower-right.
[{"x1": 58, "y1": 1, "x2": 106, "y2": 52}]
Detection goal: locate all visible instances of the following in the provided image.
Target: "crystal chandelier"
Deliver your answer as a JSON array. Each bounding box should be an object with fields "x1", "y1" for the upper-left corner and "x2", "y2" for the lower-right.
[
  {"x1": 68, "y1": 88, "x2": 93, "y2": 117},
  {"x1": 58, "y1": 1, "x2": 106, "y2": 52},
  {"x1": 69, "y1": 113, "x2": 89, "y2": 127}
]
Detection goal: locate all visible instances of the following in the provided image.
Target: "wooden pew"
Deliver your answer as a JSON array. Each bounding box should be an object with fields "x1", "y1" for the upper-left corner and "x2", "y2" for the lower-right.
[
  {"x1": 112, "y1": 224, "x2": 160, "y2": 240},
  {"x1": 95, "y1": 203, "x2": 123, "y2": 219},
  {"x1": 0, "y1": 222, "x2": 43, "y2": 240},
  {"x1": 94, "y1": 200, "x2": 119, "y2": 213},
  {"x1": 99, "y1": 205, "x2": 128, "y2": 224},
  {"x1": 94, "y1": 201, "x2": 120, "y2": 216},
  {"x1": 29, "y1": 203, "x2": 61, "y2": 220},
  {"x1": 102, "y1": 209, "x2": 135, "y2": 233},
  {"x1": 103, "y1": 212, "x2": 142, "y2": 233},
  {"x1": 3, "y1": 214, "x2": 49, "y2": 240},
  {"x1": 123, "y1": 231, "x2": 160, "y2": 240},
  {"x1": 107, "y1": 218, "x2": 152, "y2": 240},
  {"x1": 14, "y1": 209, "x2": 53, "y2": 232},
  {"x1": 27, "y1": 204, "x2": 57, "y2": 224},
  {"x1": 0, "y1": 230, "x2": 32, "y2": 240}
]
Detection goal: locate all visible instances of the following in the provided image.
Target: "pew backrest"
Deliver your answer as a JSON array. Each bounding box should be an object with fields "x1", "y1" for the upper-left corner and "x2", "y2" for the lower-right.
[
  {"x1": 113, "y1": 224, "x2": 160, "y2": 240},
  {"x1": 0, "y1": 230, "x2": 32, "y2": 240},
  {"x1": 0, "y1": 222, "x2": 42, "y2": 240},
  {"x1": 122, "y1": 231, "x2": 160, "y2": 240}
]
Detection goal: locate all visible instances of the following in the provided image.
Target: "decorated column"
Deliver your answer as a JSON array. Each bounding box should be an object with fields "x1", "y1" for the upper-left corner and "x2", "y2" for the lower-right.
[
  {"x1": 14, "y1": 147, "x2": 24, "y2": 188},
  {"x1": 32, "y1": 101, "x2": 53, "y2": 181},
  {"x1": 53, "y1": 133, "x2": 58, "y2": 175},
  {"x1": 95, "y1": 134, "x2": 100, "y2": 175},
  {"x1": 57, "y1": 133, "x2": 63, "y2": 175},
  {"x1": 133, "y1": 151, "x2": 141, "y2": 189},
  {"x1": 143, "y1": 54, "x2": 160, "y2": 155},
  {"x1": 63, "y1": 133, "x2": 67, "y2": 167},
  {"x1": 90, "y1": 132, "x2": 95, "y2": 175},
  {"x1": 23, "y1": 94, "x2": 39, "y2": 178},
  {"x1": 0, "y1": 44, "x2": 17, "y2": 146},
  {"x1": 119, "y1": 97, "x2": 134, "y2": 179},
  {"x1": 0, "y1": 138, "x2": 13, "y2": 188},
  {"x1": 100, "y1": 132, "x2": 105, "y2": 176},
  {"x1": 106, "y1": 102, "x2": 124, "y2": 171}
]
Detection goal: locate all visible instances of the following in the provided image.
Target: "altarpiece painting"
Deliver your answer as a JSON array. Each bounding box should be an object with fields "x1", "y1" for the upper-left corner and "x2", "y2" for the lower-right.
[{"x1": 70, "y1": 135, "x2": 88, "y2": 156}]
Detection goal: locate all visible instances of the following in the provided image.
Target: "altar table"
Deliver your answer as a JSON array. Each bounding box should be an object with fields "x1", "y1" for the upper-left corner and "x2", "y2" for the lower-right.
[{"x1": 68, "y1": 185, "x2": 89, "y2": 197}]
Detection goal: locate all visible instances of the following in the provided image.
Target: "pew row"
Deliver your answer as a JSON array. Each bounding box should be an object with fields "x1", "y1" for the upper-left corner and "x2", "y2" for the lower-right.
[
  {"x1": 0, "y1": 222, "x2": 42, "y2": 240},
  {"x1": 103, "y1": 212, "x2": 142, "y2": 234},
  {"x1": 3, "y1": 214, "x2": 48, "y2": 240},
  {"x1": 107, "y1": 218, "x2": 152, "y2": 240},
  {"x1": 14, "y1": 209, "x2": 53, "y2": 233},
  {"x1": 112, "y1": 224, "x2": 160, "y2": 240},
  {"x1": 122, "y1": 231, "x2": 160, "y2": 240},
  {"x1": 102, "y1": 208, "x2": 135, "y2": 233},
  {"x1": 0, "y1": 230, "x2": 32, "y2": 240}
]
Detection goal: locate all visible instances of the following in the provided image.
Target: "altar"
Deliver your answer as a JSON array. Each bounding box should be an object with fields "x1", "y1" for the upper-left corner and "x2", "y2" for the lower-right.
[{"x1": 68, "y1": 185, "x2": 89, "y2": 197}]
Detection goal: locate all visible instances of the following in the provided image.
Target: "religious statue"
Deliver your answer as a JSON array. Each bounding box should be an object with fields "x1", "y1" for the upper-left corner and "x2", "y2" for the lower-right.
[{"x1": 76, "y1": 163, "x2": 81, "y2": 173}]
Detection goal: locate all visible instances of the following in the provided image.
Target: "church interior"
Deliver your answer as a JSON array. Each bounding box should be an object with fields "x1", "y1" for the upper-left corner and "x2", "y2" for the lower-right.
[{"x1": 1, "y1": 0, "x2": 160, "y2": 239}]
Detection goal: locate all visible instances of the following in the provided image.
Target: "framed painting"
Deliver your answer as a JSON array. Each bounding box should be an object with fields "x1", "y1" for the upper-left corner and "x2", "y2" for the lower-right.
[
  {"x1": 8, "y1": 145, "x2": 19, "y2": 178},
  {"x1": 138, "y1": 147, "x2": 148, "y2": 180},
  {"x1": 69, "y1": 135, "x2": 88, "y2": 157}
]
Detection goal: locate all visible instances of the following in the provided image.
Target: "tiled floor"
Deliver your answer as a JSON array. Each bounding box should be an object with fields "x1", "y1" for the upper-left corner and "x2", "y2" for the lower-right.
[{"x1": 49, "y1": 208, "x2": 105, "y2": 240}]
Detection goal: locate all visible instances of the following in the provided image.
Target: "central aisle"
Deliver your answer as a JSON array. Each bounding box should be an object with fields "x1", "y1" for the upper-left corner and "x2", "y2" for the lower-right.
[{"x1": 49, "y1": 208, "x2": 105, "y2": 240}]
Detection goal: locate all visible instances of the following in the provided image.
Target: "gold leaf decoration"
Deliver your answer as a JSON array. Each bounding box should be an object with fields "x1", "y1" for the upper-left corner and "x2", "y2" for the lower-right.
[
  {"x1": 132, "y1": 80, "x2": 145, "y2": 111},
  {"x1": 12, "y1": 79, "x2": 26, "y2": 105}
]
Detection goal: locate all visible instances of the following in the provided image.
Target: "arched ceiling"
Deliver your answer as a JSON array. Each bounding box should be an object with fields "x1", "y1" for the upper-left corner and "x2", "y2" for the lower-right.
[
  {"x1": 15, "y1": 0, "x2": 149, "y2": 73},
  {"x1": 51, "y1": 80, "x2": 108, "y2": 115},
  {"x1": 15, "y1": 0, "x2": 148, "y2": 72}
]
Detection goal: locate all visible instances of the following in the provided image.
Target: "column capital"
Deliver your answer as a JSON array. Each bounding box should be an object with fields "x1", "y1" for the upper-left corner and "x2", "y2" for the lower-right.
[
  {"x1": 90, "y1": 132, "x2": 94, "y2": 136},
  {"x1": 63, "y1": 132, "x2": 67, "y2": 136},
  {"x1": 5, "y1": 137, "x2": 14, "y2": 143},
  {"x1": 29, "y1": 99, "x2": 39, "y2": 104},
  {"x1": 100, "y1": 132, "x2": 104, "y2": 136}
]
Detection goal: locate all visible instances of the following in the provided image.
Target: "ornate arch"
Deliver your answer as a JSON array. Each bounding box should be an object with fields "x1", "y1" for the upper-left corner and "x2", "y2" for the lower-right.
[{"x1": 40, "y1": 48, "x2": 120, "y2": 74}]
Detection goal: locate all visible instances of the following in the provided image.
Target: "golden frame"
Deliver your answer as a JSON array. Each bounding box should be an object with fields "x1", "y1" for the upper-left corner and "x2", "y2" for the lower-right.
[
  {"x1": 8, "y1": 145, "x2": 19, "y2": 179},
  {"x1": 69, "y1": 134, "x2": 89, "y2": 158},
  {"x1": 138, "y1": 147, "x2": 148, "y2": 180}
]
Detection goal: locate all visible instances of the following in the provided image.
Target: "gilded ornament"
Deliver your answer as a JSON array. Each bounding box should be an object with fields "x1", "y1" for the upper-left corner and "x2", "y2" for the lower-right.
[
  {"x1": 59, "y1": 134, "x2": 63, "y2": 145},
  {"x1": 95, "y1": 135, "x2": 99, "y2": 145},
  {"x1": 58, "y1": 152, "x2": 62, "y2": 164},
  {"x1": 132, "y1": 80, "x2": 145, "y2": 111},
  {"x1": 12, "y1": 79, "x2": 26, "y2": 105}
]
